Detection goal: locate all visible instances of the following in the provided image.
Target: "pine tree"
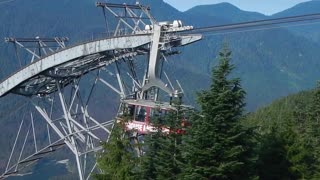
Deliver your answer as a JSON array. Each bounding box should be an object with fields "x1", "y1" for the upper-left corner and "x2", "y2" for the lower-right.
[
  {"x1": 256, "y1": 126, "x2": 293, "y2": 180},
  {"x1": 281, "y1": 82, "x2": 320, "y2": 179},
  {"x1": 95, "y1": 119, "x2": 137, "y2": 180},
  {"x1": 154, "y1": 102, "x2": 184, "y2": 179},
  {"x1": 256, "y1": 85, "x2": 319, "y2": 179},
  {"x1": 305, "y1": 82, "x2": 320, "y2": 178},
  {"x1": 288, "y1": 110, "x2": 316, "y2": 179},
  {"x1": 137, "y1": 102, "x2": 184, "y2": 180},
  {"x1": 137, "y1": 110, "x2": 165, "y2": 179},
  {"x1": 181, "y1": 44, "x2": 257, "y2": 180},
  {"x1": 311, "y1": 82, "x2": 320, "y2": 122},
  {"x1": 256, "y1": 122, "x2": 303, "y2": 180}
]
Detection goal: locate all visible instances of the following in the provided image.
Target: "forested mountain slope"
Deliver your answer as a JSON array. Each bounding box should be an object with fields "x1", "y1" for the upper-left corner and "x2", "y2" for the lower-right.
[{"x1": 244, "y1": 87, "x2": 320, "y2": 179}]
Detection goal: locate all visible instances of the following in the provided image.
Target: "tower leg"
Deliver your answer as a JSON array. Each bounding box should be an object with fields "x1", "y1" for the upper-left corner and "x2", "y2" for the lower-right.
[{"x1": 57, "y1": 83, "x2": 84, "y2": 180}]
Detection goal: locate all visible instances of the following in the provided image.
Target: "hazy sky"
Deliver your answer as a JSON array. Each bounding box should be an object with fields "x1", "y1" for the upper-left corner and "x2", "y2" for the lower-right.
[{"x1": 163, "y1": 0, "x2": 312, "y2": 15}]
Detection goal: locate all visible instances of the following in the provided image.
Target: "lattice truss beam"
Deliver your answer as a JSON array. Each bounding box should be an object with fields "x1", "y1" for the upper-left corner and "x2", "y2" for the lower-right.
[
  {"x1": 96, "y1": 2, "x2": 155, "y2": 36},
  {"x1": 5, "y1": 37, "x2": 68, "y2": 66}
]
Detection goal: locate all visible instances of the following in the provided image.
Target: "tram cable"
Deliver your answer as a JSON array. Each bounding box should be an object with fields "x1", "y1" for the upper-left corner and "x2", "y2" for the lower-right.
[
  {"x1": 201, "y1": 21, "x2": 320, "y2": 37},
  {"x1": 185, "y1": 13, "x2": 320, "y2": 34}
]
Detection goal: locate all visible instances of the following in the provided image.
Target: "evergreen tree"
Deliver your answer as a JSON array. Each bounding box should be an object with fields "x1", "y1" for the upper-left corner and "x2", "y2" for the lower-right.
[
  {"x1": 257, "y1": 115, "x2": 316, "y2": 179},
  {"x1": 256, "y1": 126, "x2": 293, "y2": 180},
  {"x1": 305, "y1": 82, "x2": 320, "y2": 178},
  {"x1": 138, "y1": 102, "x2": 184, "y2": 180},
  {"x1": 284, "y1": 82, "x2": 320, "y2": 179},
  {"x1": 252, "y1": 84, "x2": 320, "y2": 179},
  {"x1": 95, "y1": 119, "x2": 137, "y2": 180},
  {"x1": 256, "y1": 123, "x2": 300, "y2": 180},
  {"x1": 244, "y1": 82, "x2": 320, "y2": 179},
  {"x1": 181, "y1": 44, "x2": 256, "y2": 179},
  {"x1": 289, "y1": 111, "x2": 316, "y2": 179},
  {"x1": 311, "y1": 82, "x2": 320, "y2": 122},
  {"x1": 154, "y1": 103, "x2": 184, "y2": 179},
  {"x1": 137, "y1": 114, "x2": 163, "y2": 179}
]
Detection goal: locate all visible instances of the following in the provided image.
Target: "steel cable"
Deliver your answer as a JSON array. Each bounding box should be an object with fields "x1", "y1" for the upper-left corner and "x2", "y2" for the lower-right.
[
  {"x1": 185, "y1": 13, "x2": 320, "y2": 34},
  {"x1": 201, "y1": 20, "x2": 320, "y2": 37}
]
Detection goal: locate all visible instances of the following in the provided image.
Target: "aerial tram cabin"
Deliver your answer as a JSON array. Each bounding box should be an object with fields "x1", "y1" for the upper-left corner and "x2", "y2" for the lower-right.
[{"x1": 117, "y1": 99, "x2": 192, "y2": 135}]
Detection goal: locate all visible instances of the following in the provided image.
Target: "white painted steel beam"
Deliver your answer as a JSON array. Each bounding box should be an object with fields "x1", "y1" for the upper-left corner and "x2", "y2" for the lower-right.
[{"x1": 0, "y1": 35, "x2": 152, "y2": 97}]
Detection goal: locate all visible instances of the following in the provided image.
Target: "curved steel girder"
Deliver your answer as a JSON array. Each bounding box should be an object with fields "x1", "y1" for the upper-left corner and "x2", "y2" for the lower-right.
[
  {"x1": 0, "y1": 35, "x2": 152, "y2": 97},
  {"x1": 0, "y1": 33, "x2": 202, "y2": 98},
  {"x1": 12, "y1": 51, "x2": 140, "y2": 97}
]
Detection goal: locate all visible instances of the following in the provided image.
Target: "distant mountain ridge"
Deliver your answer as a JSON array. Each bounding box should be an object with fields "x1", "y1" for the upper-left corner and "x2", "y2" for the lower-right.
[
  {"x1": 272, "y1": 0, "x2": 320, "y2": 43},
  {"x1": 274, "y1": 0, "x2": 320, "y2": 17},
  {"x1": 186, "y1": 2, "x2": 267, "y2": 22}
]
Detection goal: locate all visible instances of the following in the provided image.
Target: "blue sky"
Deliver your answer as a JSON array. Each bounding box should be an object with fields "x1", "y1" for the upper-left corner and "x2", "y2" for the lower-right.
[{"x1": 163, "y1": 0, "x2": 312, "y2": 15}]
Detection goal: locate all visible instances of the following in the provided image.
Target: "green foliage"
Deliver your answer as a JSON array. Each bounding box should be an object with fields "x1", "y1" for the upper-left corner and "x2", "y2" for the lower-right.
[
  {"x1": 138, "y1": 102, "x2": 184, "y2": 180},
  {"x1": 137, "y1": 114, "x2": 164, "y2": 179},
  {"x1": 246, "y1": 82, "x2": 320, "y2": 179},
  {"x1": 180, "y1": 44, "x2": 257, "y2": 180},
  {"x1": 256, "y1": 125, "x2": 294, "y2": 180},
  {"x1": 95, "y1": 120, "x2": 137, "y2": 180},
  {"x1": 304, "y1": 82, "x2": 320, "y2": 179}
]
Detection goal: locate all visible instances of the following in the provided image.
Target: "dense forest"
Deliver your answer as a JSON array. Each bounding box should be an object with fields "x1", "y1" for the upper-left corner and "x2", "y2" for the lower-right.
[{"x1": 95, "y1": 45, "x2": 320, "y2": 179}]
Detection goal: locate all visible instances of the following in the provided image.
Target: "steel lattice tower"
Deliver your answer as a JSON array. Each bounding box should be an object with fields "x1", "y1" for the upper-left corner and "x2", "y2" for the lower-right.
[{"x1": 0, "y1": 2, "x2": 202, "y2": 179}]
